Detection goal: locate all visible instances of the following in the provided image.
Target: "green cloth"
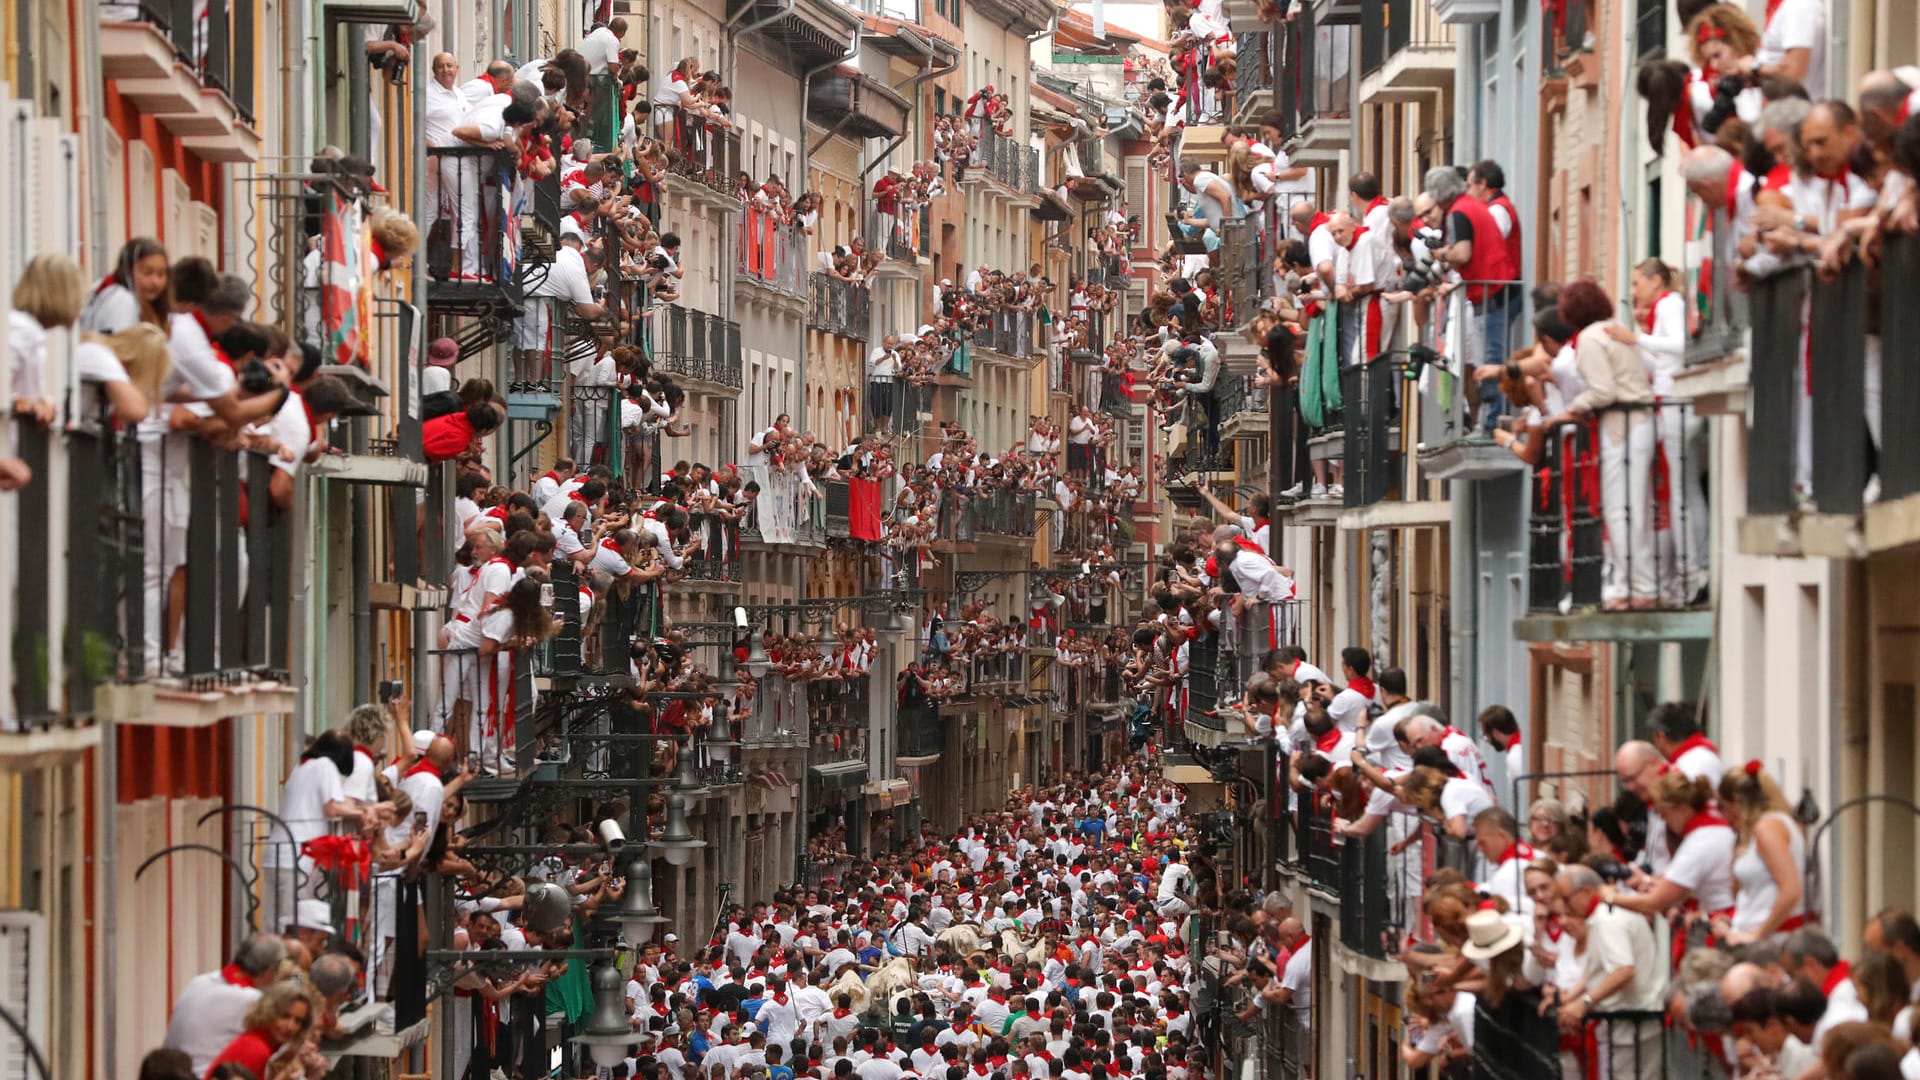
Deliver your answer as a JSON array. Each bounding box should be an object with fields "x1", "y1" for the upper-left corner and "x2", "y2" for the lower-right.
[
  {"x1": 1300, "y1": 302, "x2": 1344, "y2": 429},
  {"x1": 549, "y1": 916, "x2": 595, "y2": 1025}
]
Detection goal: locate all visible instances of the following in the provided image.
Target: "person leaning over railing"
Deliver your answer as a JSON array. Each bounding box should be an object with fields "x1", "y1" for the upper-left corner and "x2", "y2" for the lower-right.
[{"x1": 1542, "y1": 281, "x2": 1657, "y2": 611}]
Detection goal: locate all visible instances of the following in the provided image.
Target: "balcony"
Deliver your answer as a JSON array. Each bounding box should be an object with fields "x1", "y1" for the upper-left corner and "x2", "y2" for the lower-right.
[
  {"x1": 807, "y1": 68, "x2": 911, "y2": 141},
  {"x1": 1218, "y1": 215, "x2": 1272, "y2": 331},
  {"x1": 1412, "y1": 278, "x2": 1530, "y2": 482},
  {"x1": 424, "y1": 146, "x2": 527, "y2": 315},
  {"x1": 968, "y1": 0, "x2": 1054, "y2": 35},
  {"x1": 974, "y1": 490, "x2": 1039, "y2": 539},
  {"x1": 869, "y1": 206, "x2": 930, "y2": 263},
  {"x1": 865, "y1": 374, "x2": 933, "y2": 436},
  {"x1": 808, "y1": 274, "x2": 873, "y2": 341},
  {"x1": 100, "y1": 0, "x2": 260, "y2": 161},
  {"x1": 1098, "y1": 370, "x2": 1137, "y2": 419},
  {"x1": 1515, "y1": 404, "x2": 1715, "y2": 643},
  {"x1": 1359, "y1": 0, "x2": 1456, "y2": 103},
  {"x1": 1232, "y1": 30, "x2": 1275, "y2": 122},
  {"x1": 647, "y1": 306, "x2": 744, "y2": 393},
  {"x1": 1337, "y1": 353, "x2": 1402, "y2": 510},
  {"x1": 686, "y1": 512, "x2": 745, "y2": 585},
  {"x1": 742, "y1": 674, "x2": 810, "y2": 749},
  {"x1": 741, "y1": 468, "x2": 826, "y2": 549},
  {"x1": 897, "y1": 702, "x2": 944, "y2": 763},
  {"x1": 728, "y1": 0, "x2": 867, "y2": 69},
  {"x1": 965, "y1": 131, "x2": 1037, "y2": 198},
  {"x1": 737, "y1": 205, "x2": 807, "y2": 300},
  {"x1": 654, "y1": 105, "x2": 742, "y2": 203},
  {"x1": 23, "y1": 433, "x2": 301, "y2": 728},
  {"x1": 1217, "y1": 372, "x2": 1272, "y2": 440},
  {"x1": 1738, "y1": 240, "x2": 1920, "y2": 558},
  {"x1": 971, "y1": 309, "x2": 1037, "y2": 363}
]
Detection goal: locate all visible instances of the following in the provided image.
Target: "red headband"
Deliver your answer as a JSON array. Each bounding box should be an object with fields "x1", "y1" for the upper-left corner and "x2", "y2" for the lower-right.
[
  {"x1": 1696, "y1": 24, "x2": 1728, "y2": 42},
  {"x1": 1744, "y1": 759, "x2": 1762, "y2": 777}
]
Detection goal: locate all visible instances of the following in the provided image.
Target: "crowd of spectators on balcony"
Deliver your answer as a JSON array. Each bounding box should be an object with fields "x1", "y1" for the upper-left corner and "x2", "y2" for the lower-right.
[{"x1": 1164, "y1": 0, "x2": 1237, "y2": 126}]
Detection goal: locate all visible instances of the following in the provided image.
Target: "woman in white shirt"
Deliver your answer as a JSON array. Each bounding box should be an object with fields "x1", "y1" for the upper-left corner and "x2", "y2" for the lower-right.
[
  {"x1": 1609, "y1": 258, "x2": 1706, "y2": 603},
  {"x1": 1605, "y1": 770, "x2": 1736, "y2": 922},
  {"x1": 79, "y1": 237, "x2": 171, "y2": 334},
  {"x1": 1710, "y1": 762, "x2": 1807, "y2": 946},
  {"x1": 10, "y1": 255, "x2": 88, "y2": 423},
  {"x1": 1402, "y1": 762, "x2": 1493, "y2": 839}
]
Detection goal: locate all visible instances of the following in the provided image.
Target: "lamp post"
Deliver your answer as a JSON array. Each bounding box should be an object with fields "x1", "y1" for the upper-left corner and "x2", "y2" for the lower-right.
[
  {"x1": 569, "y1": 962, "x2": 640, "y2": 1069},
  {"x1": 615, "y1": 851, "x2": 671, "y2": 945},
  {"x1": 649, "y1": 791, "x2": 707, "y2": 868}
]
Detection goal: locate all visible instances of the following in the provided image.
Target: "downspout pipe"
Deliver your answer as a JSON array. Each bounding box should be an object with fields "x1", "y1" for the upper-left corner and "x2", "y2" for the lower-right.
[{"x1": 863, "y1": 34, "x2": 956, "y2": 179}]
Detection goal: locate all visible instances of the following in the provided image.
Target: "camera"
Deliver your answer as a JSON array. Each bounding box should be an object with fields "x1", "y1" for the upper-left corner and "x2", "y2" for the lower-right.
[
  {"x1": 237, "y1": 357, "x2": 277, "y2": 396},
  {"x1": 379, "y1": 679, "x2": 404, "y2": 703},
  {"x1": 1400, "y1": 253, "x2": 1445, "y2": 293}
]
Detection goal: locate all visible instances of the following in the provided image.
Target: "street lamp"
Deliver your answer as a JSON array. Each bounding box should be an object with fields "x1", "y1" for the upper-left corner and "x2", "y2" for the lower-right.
[
  {"x1": 615, "y1": 851, "x2": 671, "y2": 945},
  {"x1": 649, "y1": 791, "x2": 707, "y2": 867},
  {"x1": 522, "y1": 882, "x2": 574, "y2": 937},
  {"x1": 570, "y1": 962, "x2": 640, "y2": 1069}
]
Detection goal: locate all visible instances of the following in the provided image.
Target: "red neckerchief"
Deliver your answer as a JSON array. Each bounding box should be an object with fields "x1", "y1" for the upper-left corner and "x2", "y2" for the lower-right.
[
  {"x1": 1762, "y1": 163, "x2": 1793, "y2": 191},
  {"x1": 354, "y1": 745, "x2": 380, "y2": 763},
  {"x1": 1231, "y1": 536, "x2": 1270, "y2": 560},
  {"x1": 1496, "y1": 841, "x2": 1536, "y2": 865},
  {"x1": 1309, "y1": 211, "x2": 1330, "y2": 234},
  {"x1": 1365, "y1": 195, "x2": 1388, "y2": 217},
  {"x1": 601, "y1": 537, "x2": 623, "y2": 551},
  {"x1": 1544, "y1": 915, "x2": 1564, "y2": 942},
  {"x1": 1670, "y1": 732, "x2": 1718, "y2": 762},
  {"x1": 1345, "y1": 676, "x2": 1376, "y2": 700},
  {"x1": 1764, "y1": 0, "x2": 1784, "y2": 24},
  {"x1": 1680, "y1": 806, "x2": 1730, "y2": 837},
  {"x1": 403, "y1": 758, "x2": 441, "y2": 780},
  {"x1": 1641, "y1": 290, "x2": 1676, "y2": 334},
  {"x1": 1583, "y1": 894, "x2": 1605, "y2": 918},
  {"x1": 1313, "y1": 727, "x2": 1342, "y2": 754},
  {"x1": 539, "y1": 470, "x2": 560, "y2": 483},
  {"x1": 772, "y1": 992, "x2": 788, "y2": 1005},
  {"x1": 1822, "y1": 960, "x2": 1852, "y2": 996},
  {"x1": 221, "y1": 964, "x2": 256, "y2": 988},
  {"x1": 832, "y1": 1007, "x2": 851, "y2": 1018},
  {"x1": 192, "y1": 310, "x2": 236, "y2": 371}
]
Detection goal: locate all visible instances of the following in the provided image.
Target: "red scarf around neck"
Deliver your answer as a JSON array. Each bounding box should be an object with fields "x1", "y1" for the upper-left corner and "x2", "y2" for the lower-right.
[
  {"x1": 1679, "y1": 806, "x2": 1730, "y2": 837},
  {"x1": 1670, "y1": 732, "x2": 1718, "y2": 761},
  {"x1": 1495, "y1": 841, "x2": 1536, "y2": 865},
  {"x1": 1345, "y1": 676, "x2": 1376, "y2": 700}
]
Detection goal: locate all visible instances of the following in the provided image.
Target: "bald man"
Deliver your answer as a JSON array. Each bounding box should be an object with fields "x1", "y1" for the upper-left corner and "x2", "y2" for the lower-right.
[
  {"x1": 1615, "y1": 740, "x2": 1673, "y2": 877},
  {"x1": 1272, "y1": 917, "x2": 1312, "y2": 1032}
]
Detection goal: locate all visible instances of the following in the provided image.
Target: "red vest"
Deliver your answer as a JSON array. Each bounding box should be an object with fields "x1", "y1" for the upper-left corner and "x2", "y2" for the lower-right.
[
  {"x1": 1452, "y1": 195, "x2": 1516, "y2": 300},
  {"x1": 1488, "y1": 193, "x2": 1524, "y2": 281}
]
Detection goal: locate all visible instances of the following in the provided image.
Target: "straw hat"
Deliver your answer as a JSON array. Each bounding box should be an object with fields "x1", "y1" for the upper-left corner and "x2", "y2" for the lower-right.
[{"x1": 1460, "y1": 908, "x2": 1524, "y2": 960}]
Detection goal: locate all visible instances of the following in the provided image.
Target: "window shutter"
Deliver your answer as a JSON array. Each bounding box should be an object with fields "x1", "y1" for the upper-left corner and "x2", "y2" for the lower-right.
[{"x1": 0, "y1": 911, "x2": 48, "y2": 1080}]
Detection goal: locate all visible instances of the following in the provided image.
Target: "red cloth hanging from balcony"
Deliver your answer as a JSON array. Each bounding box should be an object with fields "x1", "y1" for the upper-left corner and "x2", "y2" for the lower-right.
[{"x1": 849, "y1": 477, "x2": 883, "y2": 542}]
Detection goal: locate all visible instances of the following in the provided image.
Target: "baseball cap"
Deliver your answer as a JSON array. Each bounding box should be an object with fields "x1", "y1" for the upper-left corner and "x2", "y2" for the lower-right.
[{"x1": 285, "y1": 898, "x2": 337, "y2": 937}]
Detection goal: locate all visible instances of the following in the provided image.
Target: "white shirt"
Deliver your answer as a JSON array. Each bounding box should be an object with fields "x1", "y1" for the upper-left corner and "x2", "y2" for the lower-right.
[
  {"x1": 73, "y1": 339, "x2": 132, "y2": 426},
  {"x1": 1327, "y1": 685, "x2": 1374, "y2": 734},
  {"x1": 251, "y1": 388, "x2": 312, "y2": 477},
  {"x1": 459, "y1": 93, "x2": 511, "y2": 143},
  {"x1": 1662, "y1": 821, "x2": 1736, "y2": 914},
  {"x1": 581, "y1": 25, "x2": 623, "y2": 75},
  {"x1": 1280, "y1": 939, "x2": 1312, "y2": 1026},
  {"x1": 1670, "y1": 742, "x2": 1727, "y2": 788},
  {"x1": 1476, "y1": 847, "x2": 1535, "y2": 917},
  {"x1": 1228, "y1": 547, "x2": 1294, "y2": 604},
  {"x1": 1440, "y1": 728, "x2": 1494, "y2": 789},
  {"x1": 162, "y1": 970, "x2": 261, "y2": 1076},
  {"x1": 426, "y1": 80, "x2": 467, "y2": 147},
  {"x1": 266, "y1": 757, "x2": 345, "y2": 867},
  {"x1": 142, "y1": 312, "x2": 238, "y2": 442},
  {"x1": 1758, "y1": 0, "x2": 1827, "y2": 98},
  {"x1": 1583, "y1": 904, "x2": 1667, "y2": 1013},
  {"x1": 1413, "y1": 990, "x2": 1477, "y2": 1056},
  {"x1": 1439, "y1": 776, "x2": 1494, "y2": 827},
  {"x1": 533, "y1": 244, "x2": 595, "y2": 305}
]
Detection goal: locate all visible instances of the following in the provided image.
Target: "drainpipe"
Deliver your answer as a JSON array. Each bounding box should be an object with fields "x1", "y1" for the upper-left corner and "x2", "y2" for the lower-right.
[
  {"x1": 77, "y1": 2, "x2": 116, "y2": 1076},
  {"x1": 862, "y1": 33, "x2": 955, "y2": 179},
  {"x1": 798, "y1": 25, "x2": 861, "y2": 403}
]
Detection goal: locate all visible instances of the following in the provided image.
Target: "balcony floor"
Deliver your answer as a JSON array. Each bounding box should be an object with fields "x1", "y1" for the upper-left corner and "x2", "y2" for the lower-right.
[{"x1": 1511, "y1": 607, "x2": 1714, "y2": 643}]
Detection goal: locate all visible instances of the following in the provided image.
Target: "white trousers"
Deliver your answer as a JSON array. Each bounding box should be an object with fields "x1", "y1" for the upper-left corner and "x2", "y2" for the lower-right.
[
  {"x1": 1600, "y1": 415, "x2": 1657, "y2": 604},
  {"x1": 1655, "y1": 403, "x2": 1708, "y2": 603}
]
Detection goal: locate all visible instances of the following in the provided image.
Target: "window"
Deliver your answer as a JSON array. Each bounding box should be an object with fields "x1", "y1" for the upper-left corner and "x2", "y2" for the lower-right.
[{"x1": 1645, "y1": 174, "x2": 1661, "y2": 261}]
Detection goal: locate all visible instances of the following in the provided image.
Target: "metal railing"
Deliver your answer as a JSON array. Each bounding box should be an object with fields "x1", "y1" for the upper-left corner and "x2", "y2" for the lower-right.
[
  {"x1": 898, "y1": 702, "x2": 943, "y2": 758},
  {"x1": 1414, "y1": 277, "x2": 1529, "y2": 444},
  {"x1": 1685, "y1": 206, "x2": 1748, "y2": 366},
  {"x1": 1099, "y1": 370, "x2": 1135, "y2": 418},
  {"x1": 971, "y1": 309, "x2": 1035, "y2": 360},
  {"x1": 178, "y1": 445, "x2": 295, "y2": 681},
  {"x1": 425, "y1": 146, "x2": 525, "y2": 293},
  {"x1": 825, "y1": 478, "x2": 850, "y2": 537},
  {"x1": 974, "y1": 489, "x2": 1037, "y2": 537},
  {"x1": 686, "y1": 512, "x2": 743, "y2": 583},
  {"x1": 864, "y1": 374, "x2": 932, "y2": 436},
  {"x1": 647, "y1": 305, "x2": 744, "y2": 390},
  {"x1": 653, "y1": 104, "x2": 741, "y2": 198},
  {"x1": 1883, "y1": 234, "x2": 1920, "y2": 504},
  {"x1": 870, "y1": 207, "x2": 923, "y2": 262},
  {"x1": 736, "y1": 206, "x2": 806, "y2": 296},
  {"x1": 809, "y1": 273, "x2": 873, "y2": 340},
  {"x1": 969, "y1": 130, "x2": 1030, "y2": 190},
  {"x1": 1219, "y1": 215, "x2": 1270, "y2": 330},
  {"x1": 7, "y1": 423, "x2": 147, "y2": 726},
  {"x1": 965, "y1": 651, "x2": 1026, "y2": 690},
  {"x1": 1339, "y1": 353, "x2": 1401, "y2": 508},
  {"x1": 1527, "y1": 402, "x2": 1706, "y2": 612},
  {"x1": 741, "y1": 467, "x2": 824, "y2": 546},
  {"x1": 1746, "y1": 253, "x2": 1884, "y2": 517}
]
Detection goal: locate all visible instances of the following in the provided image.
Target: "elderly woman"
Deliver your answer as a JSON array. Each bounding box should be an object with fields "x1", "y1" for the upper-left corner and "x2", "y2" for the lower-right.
[{"x1": 205, "y1": 977, "x2": 321, "y2": 1079}]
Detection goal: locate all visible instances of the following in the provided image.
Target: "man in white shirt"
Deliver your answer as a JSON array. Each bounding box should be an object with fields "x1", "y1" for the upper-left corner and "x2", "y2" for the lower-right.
[
  {"x1": 1471, "y1": 806, "x2": 1534, "y2": 918},
  {"x1": 1477, "y1": 704, "x2": 1527, "y2": 809},
  {"x1": 1752, "y1": 0, "x2": 1825, "y2": 97},
  {"x1": 1558, "y1": 864, "x2": 1667, "y2": 1080},
  {"x1": 580, "y1": 18, "x2": 627, "y2": 76},
  {"x1": 1274, "y1": 918, "x2": 1312, "y2": 1032},
  {"x1": 162, "y1": 933, "x2": 287, "y2": 1076},
  {"x1": 518, "y1": 224, "x2": 604, "y2": 356},
  {"x1": 1648, "y1": 702, "x2": 1726, "y2": 788},
  {"x1": 1407, "y1": 709, "x2": 1493, "y2": 790},
  {"x1": 1783, "y1": 928, "x2": 1870, "y2": 1048}
]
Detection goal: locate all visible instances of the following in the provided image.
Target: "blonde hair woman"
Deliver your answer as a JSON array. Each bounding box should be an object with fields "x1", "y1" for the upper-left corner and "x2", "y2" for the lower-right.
[
  {"x1": 1602, "y1": 771, "x2": 1735, "y2": 920},
  {"x1": 10, "y1": 254, "x2": 88, "y2": 422},
  {"x1": 206, "y1": 976, "x2": 320, "y2": 1079},
  {"x1": 74, "y1": 323, "x2": 172, "y2": 426},
  {"x1": 1709, "y1": 761, "x2": 1807, "y2": 946}
]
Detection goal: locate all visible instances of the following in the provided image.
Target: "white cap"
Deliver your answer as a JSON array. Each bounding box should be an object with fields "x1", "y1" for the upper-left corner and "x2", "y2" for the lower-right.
[
  {"x1": 412, "y1": 730, "x2": 436, "y2": 752},
  {"x1": 285, "y1": 898, "x2": 338, "y2": 937},
  {"x1": 664, "y1": 933, "x2": 680, "y2": 943}
]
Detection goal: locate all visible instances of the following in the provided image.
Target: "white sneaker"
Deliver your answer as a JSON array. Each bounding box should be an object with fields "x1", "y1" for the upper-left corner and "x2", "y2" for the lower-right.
[
  {"x1": 1309, "y1": 483, "x2": 1327, "y2": 499},
  {"x1": 1865, "y1": 475, "x2": 1882, "y2": 505},
  {"x1": 1326, "y1": 483, "x2": 1344, "y2": 498},
  {"x1": 1281, "y1": 482, "x2": 1304, "y2": 498}
]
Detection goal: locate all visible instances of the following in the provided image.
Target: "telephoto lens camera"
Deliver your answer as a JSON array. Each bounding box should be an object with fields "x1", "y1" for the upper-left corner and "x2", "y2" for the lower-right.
[{"x1": 237, "y1": 358, "x2": 278, "y2": 396}]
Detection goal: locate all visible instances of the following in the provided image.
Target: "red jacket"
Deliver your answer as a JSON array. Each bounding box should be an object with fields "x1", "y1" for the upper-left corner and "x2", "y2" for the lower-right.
[{"x1": 423, "y1": 412, "x2": 477, "y2": 464}]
